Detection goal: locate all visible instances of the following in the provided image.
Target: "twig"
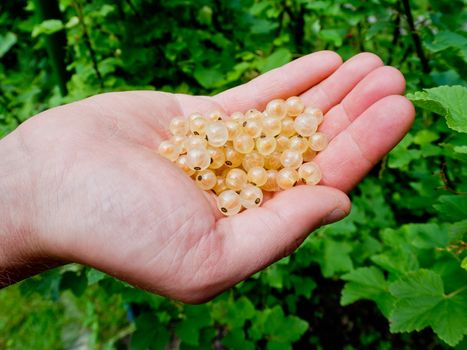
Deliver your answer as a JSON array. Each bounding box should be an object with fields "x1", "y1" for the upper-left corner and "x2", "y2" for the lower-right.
[
  {"x1": 439, "y1": 162, "x2": 467, "y2": 195},
  {"x1": 400, "y1": 0, "x2": 430, "y2": 73},
  {"x1": 387, "y1": 5, "x2": 401, "y2": 65},
  {"x1": 73, "y1": 0, "x2": 104, "y2": 89}
]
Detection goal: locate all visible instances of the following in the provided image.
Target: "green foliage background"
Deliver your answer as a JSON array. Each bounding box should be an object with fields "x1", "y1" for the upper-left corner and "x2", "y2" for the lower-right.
[{"x1": 1, "y1": 0, "x2": 466, "y2": 349}]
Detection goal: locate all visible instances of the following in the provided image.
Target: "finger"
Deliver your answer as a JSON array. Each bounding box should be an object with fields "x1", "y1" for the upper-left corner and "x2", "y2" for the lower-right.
[
  {"x1": 319, "y1": 66, "x2": 406, "y2": 139},
  {"x1": 300, "y1": 52, "x2": 384, "y2": 113},
  {"x1": 316, "y1": 95, "x2": 415, "y2": 192},
  {"x1": 213, "y1": 185, "x2": 350, "y2": 287},
  {"x1": 214, "y1": 51, "x2": 343, "y2": 113}
]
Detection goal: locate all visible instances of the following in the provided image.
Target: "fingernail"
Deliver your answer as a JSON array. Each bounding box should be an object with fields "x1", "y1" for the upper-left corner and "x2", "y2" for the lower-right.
[{"x1": 322, "y1": 208, "x2": 347, "y2": 225}]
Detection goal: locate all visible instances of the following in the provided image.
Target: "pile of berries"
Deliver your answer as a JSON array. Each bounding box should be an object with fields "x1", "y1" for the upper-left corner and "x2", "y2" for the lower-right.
[{"x1": 158, "y1": 96, "x2": 328, "y2": 216}]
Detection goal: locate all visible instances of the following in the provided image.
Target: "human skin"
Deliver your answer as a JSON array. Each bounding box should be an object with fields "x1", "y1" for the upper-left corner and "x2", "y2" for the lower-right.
[{"x1": 0, "y1": 51, "x2": 414, "y2": 303}]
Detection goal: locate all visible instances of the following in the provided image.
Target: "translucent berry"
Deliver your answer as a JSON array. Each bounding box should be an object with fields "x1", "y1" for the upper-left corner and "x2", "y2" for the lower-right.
[
  {"x1": 230, "y1": 111, "x2": 245, "y2": 123},
  {"x1": 189, "y1": 112, "x2": 204, "y2": 122},
  {"x1": 286, "y1": 96, "x2": 305, "y2": 117},
  {"x1": 207, "y1": 110, "x2": 223, "y2": 122},
  {"x1": 185, "y1": 135, "x2": 207, "y2": 149},
  {"x1": 213, "y1": 177, "x2": 228, "y2": 195},
  {"x1": 205, "y1": 121, "x2": 228, "y2": 147},
  {"x1": 266, "y1": 99, "x2": 287, "y2": 119},
  {"x1": 261, "y1": 169, "x2": 280, "y2": 192},
  {"x1": 298, "y1": 161, "x2": 322, "y2": 185},
  {"x1": 170, "y1": 135, "x2": 187, "y2": 154},
  {"x1": 224, "y1": 146, "x2": 243, "y2": 168},
  {"x1": 242, "y1": 151, "x2": 264, "y2": 171},
  {"x1": 247, "y1": 166, "x2": 268, "y2": 187},
  {"x1": 262, "y1": 116, "x2": 282, "y2": 136},
  {"x1": 281, "y1": 117, "x2": 296, "y2": 137},
  {"x1": 233, "y1": 133, "x2": 255, "y2": 154},
  {"x1": 207, "y1": 147, "x2": 225, "y2": 169},
  {"x1": 195, "y1": 169, "x2": 217, "y2": 190},
  {"x1": 256, "y1": 135, "x2": 277, "y2": 156},
  {"x1": 280, "y1": 149, "x2": 303, "y2": 169},
  {"x1": 243, "y1": 119, "x2": 263, "y2": 138},
  {"x1": 189, "y1": 116, "x2": 208, "y2": 136},
  {"x1": 277, "y1": 168, "x2": 299, "y2": 190},
  {"x1": 304, "y1": 106, "x2": 324, "y2": 125},
  {"x1": 289, "y1": 135, "x2": 309, "y2": 153},
  {"x1": 158, "y1": 140, "x2": 180, "y2": 161},
  {"x1": 186, "y1": 147, "x2": 211, "y2": 171},
  {"x1": 294, "y1": 113, "x2": 318, "y2": 137},
  {"x1": 240, "y1": 184, "x2": 263, "y2": 208},
  {"x1": 264, "y1": 151, "x2": 282, "y2": 170},
  {"x1": 302, "y1": 148, "x2": 317, "y2": 162},
  {"x1": 308, "y1": 132, "x2": 329, "y2": 151},
  {"x1": 245, "y1": 109, "x2": 263, "y2": 122},
  {"x1": 224, "y1": 120, "x2": 241, "y2": 140},
  {"x1": 169, "y1": 117, "x2": 189, "y2": 136},
  {"x1": 225, "y1": 168, "x2": 248, "y2": 191},
  {"x1": 175, "y1": 154, "x2": 195, "y2": 176},
  {"x1": 275, "y1": 135, "x2": 290, "y2": 152},
  {"x1": 217, "y1": 190, "x2": 242, "y2": 216}
]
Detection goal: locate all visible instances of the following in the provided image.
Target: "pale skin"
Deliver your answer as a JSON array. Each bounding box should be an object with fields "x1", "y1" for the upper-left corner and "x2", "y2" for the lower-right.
[{"x1": 0, "y1": 51, "x2": 414, "y2": 303}]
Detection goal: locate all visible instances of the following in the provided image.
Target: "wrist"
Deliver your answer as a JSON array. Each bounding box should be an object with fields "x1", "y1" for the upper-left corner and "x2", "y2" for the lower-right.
[{"x1": 0, "y1": 130, "x2": 59, "y2": 287}]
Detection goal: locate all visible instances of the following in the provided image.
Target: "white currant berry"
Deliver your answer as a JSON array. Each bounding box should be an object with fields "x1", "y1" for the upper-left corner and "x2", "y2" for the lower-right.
[
  {"x1": 309, "y1": 132, "x2": 329, "y2": 151},
  {"x1": 217, "y1": 190, "x2": 241, "y2": 216},
  {"x1": 298, "y1": 161, "x2": 322, "y2": 185},
  {"x1": 158, "y1": 140, "x2": 180, "y2": 161},
  {"x1": 240, "y1": 184, "x2": 263, "y2": 208},
  {"x1": 205, "y1": 121, "x2": 228, "y2": 147},
  {"x1": 280, "y1": 149, "x2": 303, "y2": 169}
]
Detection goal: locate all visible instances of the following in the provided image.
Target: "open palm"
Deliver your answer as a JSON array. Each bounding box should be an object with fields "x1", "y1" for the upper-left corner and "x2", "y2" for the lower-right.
[{"x1": 16, "y1": 51, "x2": 414, "y2": 302}]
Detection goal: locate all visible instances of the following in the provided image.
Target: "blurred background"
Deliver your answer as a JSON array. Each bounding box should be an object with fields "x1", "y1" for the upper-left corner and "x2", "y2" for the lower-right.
[{"x1": 0, "y1": 0, "x2": 466, "y2": 349}]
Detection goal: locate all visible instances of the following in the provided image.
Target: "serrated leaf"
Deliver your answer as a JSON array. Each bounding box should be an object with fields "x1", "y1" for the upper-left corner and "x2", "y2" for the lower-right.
[
  {"x1": 407, "y1": 86, "x2": 467, "y2": 133},
  {"x1": 257, "y1": 48, "x2": 292, "y2": 73},
  {"x1": 341, "y1": 267, "x2": 393, "y2": 317},
  {"x1": 86, "y1": 268, "x2": 106, "y2": 285},
  {"x1": 321, "y1": 239, "x2": 354, "y2": 277},
  {"x1": 433, "y1": 195, "x2": 467, "y2": 222},
  {"x1": 389, "y1": 270, "x2": 467, "y2": 346},
  {"x1": 264, "y1": 306, "x2": 308, "y2": 342}
]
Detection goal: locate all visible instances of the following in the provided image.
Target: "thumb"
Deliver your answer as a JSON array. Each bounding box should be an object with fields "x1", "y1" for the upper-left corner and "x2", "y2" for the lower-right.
[{"x1": 215, "y1": 185, "x2": 350, "y2": 287}]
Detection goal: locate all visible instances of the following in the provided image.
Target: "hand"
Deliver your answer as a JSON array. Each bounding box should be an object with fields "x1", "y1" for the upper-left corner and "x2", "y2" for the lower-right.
[{"x1": 0, "y1": 51, "x2": 414, "y2": 302}]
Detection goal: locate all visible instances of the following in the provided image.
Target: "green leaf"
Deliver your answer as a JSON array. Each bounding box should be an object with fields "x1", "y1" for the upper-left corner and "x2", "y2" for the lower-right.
[
  {"x1": 0, "y1": 32, "x2": 17, "y2": 58},
  {"x1": 222, "y1": 329, "x2": 255, "y2": 350},
  {"x1": 131, "y1": 313, "x2": 169, "y2": 350},
  {"x1": 413, "y1": 129, "x2": 439, "y2": 145},
  {"x1": 86, "y1": 269, "x2": 106, "y2": 285},
  {"x1": 389, "y1": 270, "x2": 467, "y2": 346},
  {"x1": 175, "y1": 305, "x2": 212, "y2": 346},
  {"x1": 32, "y1": 19, "x2": 64, "y2": 38},
  {"x1": 433, "y1": 195, "x2": 467, "y2": 222},
  {"x1": 59, "y1": 271, "x2": 87, "y2": 297},
  {"x1": 461, "y1": 258, "x2": 467, "y2": 272},
  {"x1": 319, "y1": 29, "x2": 347, "y2": 46},
  {"x1": 264, "y1": 306, "x2": 308, "y2": 342},
  {"x1": 407, "y1": 86, "x2": 467, "y2": 133},
  {"x1": 193, "y1": 67, "x2": 224, "y2": 89},
  {"x1": 341, "y1": 267, "x2": 394, "y2": 317},
  {"x1": 425, "y1": 31, "x2": 467, "y2": 63},
  {"x1": 257, "y1": 48, "x2": 292, "y2": 73},
  {"x1": 321, "y1": 239, "x2": 354, "y2": 277}
]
